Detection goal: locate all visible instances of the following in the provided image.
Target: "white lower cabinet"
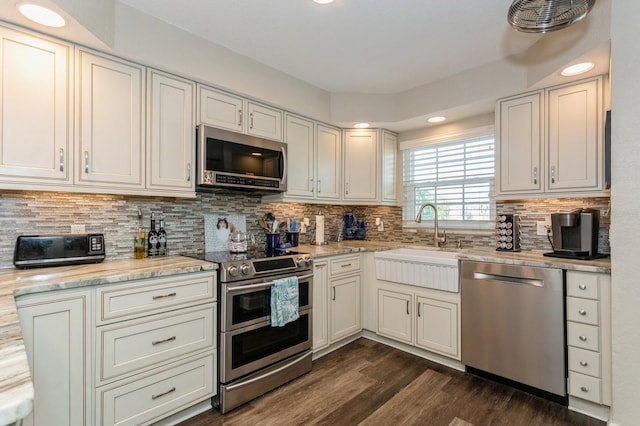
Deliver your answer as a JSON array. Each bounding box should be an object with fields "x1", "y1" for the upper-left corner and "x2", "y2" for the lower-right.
[
  {"x1": 313, "y1": 254, "x2": 362, "y2": 353},
  {"x1": 17, "y1": 289, "x2": 92, "y2": 426},
  {"x1": 377, "y1": 285, "x2": 460, "y2": 360},
  {"x1": 17, "y1": 271, "x2": 217, "y2": 426},
  {"x1": 566, "y1": 271, "x2": 611, "y2": 406}
]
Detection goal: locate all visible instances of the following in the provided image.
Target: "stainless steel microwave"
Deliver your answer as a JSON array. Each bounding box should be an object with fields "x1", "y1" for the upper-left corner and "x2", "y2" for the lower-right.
[{"x1": 197, "y1": 124, "x2": 287, "y2": 192}]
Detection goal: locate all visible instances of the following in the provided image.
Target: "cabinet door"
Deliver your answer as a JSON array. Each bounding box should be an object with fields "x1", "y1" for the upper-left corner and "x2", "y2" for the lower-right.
[
  {"x1": 382, "y1": 131, "x2": 398, "y2": 203},
  {"x1": 147, "y1": 70, "x2": 195, "y2": 194},
  {"x1": 343, "y1": 130, "x2": 378, "y2": 201},
  {"x1": 497, "y1": 92, "x2": 543, "y2": 194},
  {"x1": 416, "y1": 295, "x2": 459, "y2": 359},
  {"x1": 284, "y1": 114, "x2": 315, "y2": 198},
  {"x1": 377, "y1": 289, "x2": 413, "y2": 344},
  {"x1": 17, "y1": 291, "x2": 91, "y2": 426},
  {"x1": 316, "y1": 124, "x2": 341, "y2": 200},
  {"x1": 313, "y1": 261, "x2": 329, "y2": 352},
  {"x1": 76, "y1": 50, "x2": 144, "y2": 188},
  {"x1": 247, "y1": 102, "x2": 283, "y2": 141},
  {"x1": 198, "y1": 85, "x2": 243, "y2": 132},
  {"x1": 0, "y1": 27, "x2": 71, "y2": 185},
  {"x1": 547, "y1": 77, "x2": 602, "y2": 192},
  {"x1": 330, "y1": 274, "x2": 361, "y2": 342}
]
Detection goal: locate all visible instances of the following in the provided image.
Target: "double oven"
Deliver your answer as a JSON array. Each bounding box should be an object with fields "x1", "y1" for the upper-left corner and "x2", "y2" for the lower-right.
[{"x1": 203, "y1": 250, "x2": 313, "y2": 413}]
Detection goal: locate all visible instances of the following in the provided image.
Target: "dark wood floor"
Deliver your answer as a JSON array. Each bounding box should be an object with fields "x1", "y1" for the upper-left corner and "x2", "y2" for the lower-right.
[{"x1": 180, "y1": 338, "x2": 605, "y2": 426}]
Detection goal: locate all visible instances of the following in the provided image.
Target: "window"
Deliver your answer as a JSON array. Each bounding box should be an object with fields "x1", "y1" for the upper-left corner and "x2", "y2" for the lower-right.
[{"x1": 402, "y1": 132, "x2": 495, "y2": 229}]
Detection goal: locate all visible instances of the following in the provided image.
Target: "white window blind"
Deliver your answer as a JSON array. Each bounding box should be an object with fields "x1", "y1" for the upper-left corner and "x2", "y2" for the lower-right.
[{"x1": 403, "y1": 135, "x2": 495, "y2": 227}]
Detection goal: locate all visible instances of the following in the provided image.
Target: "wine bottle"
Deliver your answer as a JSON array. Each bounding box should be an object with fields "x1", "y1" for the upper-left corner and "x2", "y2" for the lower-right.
[
  {"x1": 157, "y1": 213, "x2": 167, "y2": 256},
  {"x1": 147, "y1": 212, "x2": 158, "y2": 257}
]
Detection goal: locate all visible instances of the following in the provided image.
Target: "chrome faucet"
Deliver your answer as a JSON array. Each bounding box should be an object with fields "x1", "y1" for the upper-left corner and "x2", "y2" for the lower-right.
[{"x1": 415, "y1": 202, "x2": 447, "y2": 247}]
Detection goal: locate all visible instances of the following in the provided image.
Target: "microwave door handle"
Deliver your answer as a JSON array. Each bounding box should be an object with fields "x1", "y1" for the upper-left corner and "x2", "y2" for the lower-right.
[
  {"x1": 225, "y1": 273, "x2": 313, "y2": 293},
  {"x1": 280, "y1": 146, "x2": 287, "y2": 185}
]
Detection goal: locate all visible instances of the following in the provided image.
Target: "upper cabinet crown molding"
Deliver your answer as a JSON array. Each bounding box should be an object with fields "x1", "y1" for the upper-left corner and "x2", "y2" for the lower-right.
[{"x1": 496, "y1": 76, "x2": 607, "y2": 199}]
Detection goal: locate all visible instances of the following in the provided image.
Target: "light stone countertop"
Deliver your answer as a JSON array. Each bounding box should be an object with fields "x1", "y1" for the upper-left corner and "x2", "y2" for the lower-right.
[{"x1": 0, "y1": 256, "x2": 217, "y2": 426}]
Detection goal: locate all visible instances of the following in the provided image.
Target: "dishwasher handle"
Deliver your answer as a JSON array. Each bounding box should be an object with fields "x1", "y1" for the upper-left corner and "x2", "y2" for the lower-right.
[{"x1": 472, "y1": 272, "x2": 544, "y2": 288}]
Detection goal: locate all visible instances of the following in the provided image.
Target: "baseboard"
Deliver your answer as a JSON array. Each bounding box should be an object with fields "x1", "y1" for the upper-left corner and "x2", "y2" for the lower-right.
[
  {"x1": 568, "y1": 396, "x2": 610, "y2": 422},
  {"x1": 153, "y1": 399, "x2": 213, "y2": 425}
]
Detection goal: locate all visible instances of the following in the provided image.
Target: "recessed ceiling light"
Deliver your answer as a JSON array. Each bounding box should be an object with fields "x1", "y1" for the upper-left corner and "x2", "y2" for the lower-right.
[
  {"x1": 561, "y1": 62, "x2": 594, "y2": 76},
  {"x1": 427, "y1": 116, "x2": 447, "y2": 123},
  {"x1": 313, "y1": 0, "x2": 335, "y2": 4},
  {"x1": 18, "y1": 3, "x2": 66, "y2": 27},
  {"x1": 354, "y1": 123, "x2": 370, "y2": 129}
]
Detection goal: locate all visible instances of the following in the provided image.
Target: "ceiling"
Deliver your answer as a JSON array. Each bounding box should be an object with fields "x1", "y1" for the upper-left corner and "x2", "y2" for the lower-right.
[{"x1": 119, "y1": 0, "x2": 543, "y2": 95}]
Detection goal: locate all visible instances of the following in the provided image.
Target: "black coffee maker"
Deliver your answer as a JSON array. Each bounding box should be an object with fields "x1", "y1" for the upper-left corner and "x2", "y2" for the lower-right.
[{"x1": 544, "y1": 208, "x2": 607, "y2": 260}]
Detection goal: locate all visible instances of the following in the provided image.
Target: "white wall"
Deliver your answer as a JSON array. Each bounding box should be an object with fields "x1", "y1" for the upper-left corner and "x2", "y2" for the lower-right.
[{"x1": 609, "y1": 2, "x2": 640, "y2": 425}]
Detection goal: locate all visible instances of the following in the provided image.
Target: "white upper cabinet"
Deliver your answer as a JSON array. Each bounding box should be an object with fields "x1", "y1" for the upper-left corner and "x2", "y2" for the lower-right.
[
  {"x1": 0, "y1": 26, "x2": 72, "y2": 187},
  {"x1": 381, "y1": 130, "x2": 398, "y2": 204},
  {"x1": 198, "y1": 85, "x2": 243, "y2": 132},
  {"x1": 198, "y1": 84, "x2": 283, "y2": 141},
  {"x1": 284, "y1": 113, "x2": 315, "y2": 198},
  {"x1": 147, "y1": 69, "x2": 195, "y2": 195},
  {"x1": 343, "y1": 129, "x2": 379, "y2": 202},
  {"x1": 497, "y1": 92, "x2": 543, "y2": 195},
  {"x1": 546, "y1": 78, "x2": 602, "y2": 192},
  {"x1": 496, "y1": 76, "x2": 606, "y2": 198},
  {"x1": 75, "y1": 49, "x2": 145, "y2": 189},
  {"x1": 315, "y1": 124, "x2": 341, "y2": 200}
]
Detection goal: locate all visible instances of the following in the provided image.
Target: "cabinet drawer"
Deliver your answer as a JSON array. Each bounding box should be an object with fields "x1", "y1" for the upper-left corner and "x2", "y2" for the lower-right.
[
  {"x1": 567, "y1": 297, "x2": 599, "y2": 325},
  {"x1": 569, "y1": 371, "x2": 602, "y2": 404},
  {"x1": 568, "y1": 346, "x2": 601, "y2": 378},
  {"x1": 329, "y1": 255, "x2": 360, "y2": 276},
  {"x1": 97, "y1": 272, "x2": 215, "y2": 323},
  {"x1": 567, "y1": 272, "x2": 600, "y2": 299},
  {"x1": 97, "y1": 351, "x2": 215, "y2": 426},
  {"x1": 567, "y1": 322, "x2": 600, "y2": 351},
  {"x1": 97, "y1": 304, "x2": 215, "y2": 383}
]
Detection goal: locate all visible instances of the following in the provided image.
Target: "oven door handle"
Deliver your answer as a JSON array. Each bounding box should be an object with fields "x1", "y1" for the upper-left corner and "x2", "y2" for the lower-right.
[
  {"x1": 226, "y1": 273, "x2": 314, "y2": 293},
  {"x1": 225, "y1": 351, "x2": 311, "y2": 391}
]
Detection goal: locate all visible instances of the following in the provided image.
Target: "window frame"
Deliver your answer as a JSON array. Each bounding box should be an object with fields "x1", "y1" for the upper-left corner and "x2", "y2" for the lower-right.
[{"x1": 400, "y1": 125, "x2": 496, "y2": 233}]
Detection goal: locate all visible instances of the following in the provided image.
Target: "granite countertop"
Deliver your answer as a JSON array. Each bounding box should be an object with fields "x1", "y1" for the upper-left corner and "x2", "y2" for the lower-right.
[{"x1": 0, "y1": 256, "x2": 217, "y2": 426}]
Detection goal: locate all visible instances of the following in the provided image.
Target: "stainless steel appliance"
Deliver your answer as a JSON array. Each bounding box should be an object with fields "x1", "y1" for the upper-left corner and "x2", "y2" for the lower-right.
[
  {"x1": 197, "y1": 124, "x2": 287, "y2": 192},
  {"x1": 14, "y1": 234, "x2": 105, "y2": 268},
  {"x1": 461, "y1": 261, "x2": 566, "y2": 399},
  {"x1": 203, "y1": 249, "x2": 313, "y2": 413},
  {"x1": 544, "y1": 208, "x2": 606, "y2": 260}
]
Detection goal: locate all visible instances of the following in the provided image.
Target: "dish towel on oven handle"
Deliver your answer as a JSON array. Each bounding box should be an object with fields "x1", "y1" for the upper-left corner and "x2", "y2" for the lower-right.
[{"x1": 270, "y1": 276, "x2": 299, "y2": 327}]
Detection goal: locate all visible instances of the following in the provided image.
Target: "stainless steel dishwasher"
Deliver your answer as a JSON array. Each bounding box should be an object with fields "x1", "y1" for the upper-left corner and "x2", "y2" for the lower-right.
[{"x1": 461, "y1": 260, "x2": 566, "y2": 397}]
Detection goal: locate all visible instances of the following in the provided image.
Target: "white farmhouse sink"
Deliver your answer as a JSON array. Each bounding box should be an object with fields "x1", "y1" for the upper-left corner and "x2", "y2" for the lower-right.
[{"x1": 374, "y1": 247, "x2": 459, "y2": 292}]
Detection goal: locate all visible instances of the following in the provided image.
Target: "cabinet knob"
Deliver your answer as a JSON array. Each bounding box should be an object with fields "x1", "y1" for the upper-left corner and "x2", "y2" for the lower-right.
[
  {"x1": 580, "y1": 386, "x2": 589, "y2": 393},
  {"x1": 578, "y1": 309, "x2": 587, "y2": 316},
  {"x1": 579, "y1": 284, "x2": 587, "y2": 290},
  {"x1": 580, "y1": 360, "x2": 588, "y2": 367},
  {"x1": 579, "y1": 335, "x2": 588, "y2": 342}
]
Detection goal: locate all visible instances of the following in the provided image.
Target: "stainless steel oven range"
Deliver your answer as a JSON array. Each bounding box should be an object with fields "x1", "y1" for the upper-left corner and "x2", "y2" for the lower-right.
[{"x1": 202, "y1": 249, "x2": 313, "y2": 414}]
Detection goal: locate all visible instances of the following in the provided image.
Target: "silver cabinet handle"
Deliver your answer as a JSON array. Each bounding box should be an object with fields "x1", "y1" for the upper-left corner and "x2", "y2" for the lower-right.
[
  {"x1": 418, "y1": 302, "x2": 421, "y2": 317},
  {"x1": 152, "y1": 386, "x2": 176, "y2": 400},
  {"x1": 578, "y1": 309, "x2": 587, "y2": 316},
  {"x1": 345, "y1": 182, "x2": 349, "y2": 195},
  {"x1": 310, "y1": 179, "x2": 314, "y2": 193},
  {"x1": 59, "y1": 148, "x2": 64, "y2": 172},
  {"x1": 186, "y1": 163, "x2": 191, "y2": 182},
  {"x1": 332, "y1": 287, "x2": 336, "y2": 301},
  {"x1": 579, "y1": 335, "x2": 588, "y2": 341},
  {"x1": 152, "y1": 336, "x2": 176, "y2": 346},
  {"x1": 250, "y1": 112, "x2": 254, "y2": 129},
  {"x1": 238, "y1": 109, "x2": 243, "y2": 127},
  {"x1": 551, "y1": 166, "x2": 556, "y2": 184},
  {"x1": 317, "y1": 180, "x2": 322, "y2": 194},
  {"x1": 84, "y1": 151, "x2": 89, "y2": 173},
  {"x1": 152, "y1": 292, "x2": 177, "y2": 300},
  {"x1": 580, "y1": 386, "x2": 589, "y2": 393},
  {"x1": 341, "y1": 263, "x2": 352, "y2": 268},
  {"x1": 406, "y1": 300, "x2": 410, "y2": 315},
  {"x1": 533, "y1": 167, "x2": 538, "y2": 185},
  {"x1": 579, "y1": 284, "x2": 587, "y2": 290},
  {"x1": 580, "y1": 360, "x2": 588, "y2": 367}
]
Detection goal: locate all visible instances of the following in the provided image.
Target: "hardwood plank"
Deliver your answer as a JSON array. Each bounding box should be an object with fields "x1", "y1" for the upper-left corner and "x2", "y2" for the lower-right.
[{"x1": 180, "y1": 339, "x2": 605, "y2": 426}]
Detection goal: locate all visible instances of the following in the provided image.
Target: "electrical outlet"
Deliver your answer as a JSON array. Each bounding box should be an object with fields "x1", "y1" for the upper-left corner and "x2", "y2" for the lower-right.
[
  {"x1": 545, "y1": 215, "x2": 552, "y2": 228},
  {"x1": 536, "y1": 221, "x2": 547, "y2": 236},
  {"x1": 71, "y1": 224, "x2": 85, "y2": 234}
]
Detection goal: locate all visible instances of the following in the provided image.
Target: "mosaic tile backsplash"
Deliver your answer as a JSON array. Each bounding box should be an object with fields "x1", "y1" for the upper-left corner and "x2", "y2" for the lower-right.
[{"x1": 0, "y1": 190, "x2": 610, "y2": 268}]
